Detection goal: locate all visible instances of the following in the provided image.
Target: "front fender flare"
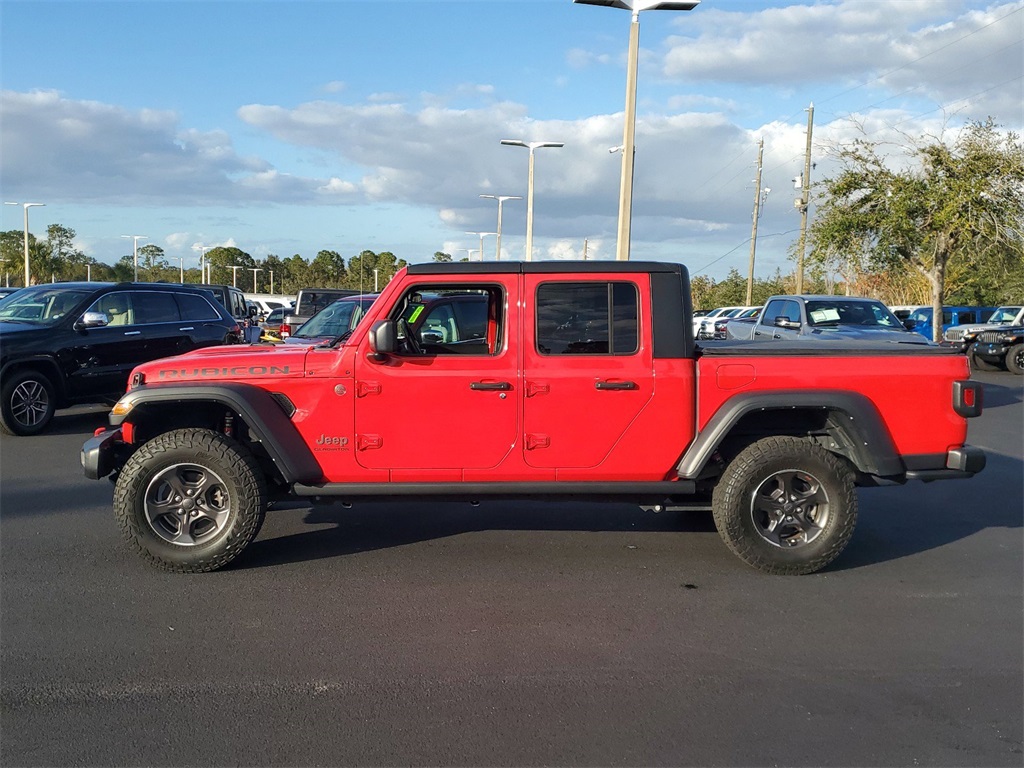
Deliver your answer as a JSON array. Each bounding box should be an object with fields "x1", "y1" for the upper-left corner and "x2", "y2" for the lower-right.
[{"x1": 112, "y1": 383, "x2": 323, "y2": 484}]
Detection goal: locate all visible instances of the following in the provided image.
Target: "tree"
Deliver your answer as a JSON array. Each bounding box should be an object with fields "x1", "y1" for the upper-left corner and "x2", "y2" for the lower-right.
[
  {"x1": 206, "y1": 246, "x2": 255, "y2": 287},
  {"x1": 309, "y1": 250, "x2": 347, "y2": 287},
  {"x1": 809, "y1": 119, "x2": 1024, "y2": 341},
  {"x1": 432, "y1": 251, "x2": 452, "y2": 262}
]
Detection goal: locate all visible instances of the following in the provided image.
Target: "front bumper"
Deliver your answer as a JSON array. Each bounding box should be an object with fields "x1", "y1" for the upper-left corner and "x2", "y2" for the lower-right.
[{"x1": 81, "y1": 428, "x2": 123, "y2": 480}]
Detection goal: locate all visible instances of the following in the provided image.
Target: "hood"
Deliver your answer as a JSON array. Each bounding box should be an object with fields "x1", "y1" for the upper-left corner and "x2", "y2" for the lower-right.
[
  {"x1": 0, "y1": 320, "x2": 49, "y2": 336},
  {"x1": 133, "y1": 343, "x2": 311, "y2": 385},
  {"x1": 808, "y1": 326, "x2": 930, "y2": 343}
]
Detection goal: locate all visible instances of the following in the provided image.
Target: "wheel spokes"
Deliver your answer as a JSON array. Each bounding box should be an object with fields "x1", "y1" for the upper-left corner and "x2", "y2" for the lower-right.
[
  {"x1": 145, "y1": 463, "x2": 231, "y2": 546},
  {"x1": 751, "y1": 470, "x2": 830, "y2": 548},
  {"x1": 11, "y1": 381, "x2": 48, "y2": 425}
]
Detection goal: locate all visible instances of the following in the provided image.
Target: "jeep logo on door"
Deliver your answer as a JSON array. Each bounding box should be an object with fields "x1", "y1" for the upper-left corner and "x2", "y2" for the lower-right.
[{"x1": 315, "y1": 434, "x2": 349, "y2": 451}]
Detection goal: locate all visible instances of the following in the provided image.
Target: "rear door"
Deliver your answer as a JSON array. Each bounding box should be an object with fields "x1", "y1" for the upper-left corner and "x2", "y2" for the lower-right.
[{"x1": 521, "y1": 274, "x2": 653, "y2": 469}]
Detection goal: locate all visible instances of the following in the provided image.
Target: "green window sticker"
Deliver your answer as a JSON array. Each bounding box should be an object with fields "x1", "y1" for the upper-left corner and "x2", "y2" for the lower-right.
[{"x1": 408, "y1": 305, "x2": 424, "y2": 323}]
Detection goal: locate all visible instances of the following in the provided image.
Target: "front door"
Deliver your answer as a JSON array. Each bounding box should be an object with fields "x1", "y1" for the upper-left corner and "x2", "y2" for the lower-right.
[
  {"x1": 353, "y1": 279, "x2": 519, "y2": 472},
  {"x1": 521, "y1": 275, "x2": 654, "y2": 469}
]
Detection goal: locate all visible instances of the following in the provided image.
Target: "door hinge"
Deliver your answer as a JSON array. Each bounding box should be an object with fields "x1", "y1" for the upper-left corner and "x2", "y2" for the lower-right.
[
  {"x1": 525, "y1": 434, "x2": 550, "y2": 450},
  {"x1": 525, "y1": 381, "x2": 549, "y2": 398},
  {"x1": 357, "y1": 434, "x2": 383, "y2": 450},
  {"x1": 356, "y1": 381, "x2": 381, "y2": 397}
]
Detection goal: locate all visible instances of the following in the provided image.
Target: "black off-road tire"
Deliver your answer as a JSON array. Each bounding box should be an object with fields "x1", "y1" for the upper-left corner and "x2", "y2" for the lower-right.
[
  {"x1": 0, "y1": 370, "x2": 56, "y2": 436},
  {"x1": 1005, "y1": 344, "x2": 1024, "y2": 375},
  {"x1": 712, "y1": 436, "x2": 857, "y2": 575},
  {"x1": 968, "y1": 349, "x2": 1002, "y2": 372},
  {"x1": 114, "y1": 428, "x2": 267, "y2": 573}
]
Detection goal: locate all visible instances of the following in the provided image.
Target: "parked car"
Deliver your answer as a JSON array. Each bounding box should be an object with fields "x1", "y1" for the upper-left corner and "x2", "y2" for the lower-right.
[
  {"x1": 0, "y1": 282, "x2": 241, "y2": 435},
  {"x1": 903, "y1": 305, "x2": 996, "y2": 340},
  {"x1": 969, "y1": 325, "x2": 1024, "y2": 374},
  {"x1": 284, "y1": 294, "x2": 379, "y2": 346},
  {"x1": 728, "y1": 295, "x2": 926, "y2": 343},
  {"x1": 259, "y1": 306, "x2": 289, "y2": 341},
  {"x1": 695, "y1": 306, "x2": 748, "y2": 339},
  {"x1": 943, "y1": 306, "x2": 1024, "y2": 348},
  {"x1": 243, "y1": 293, "x2": 295, "y2": 320},
  {"x1": 0, "y1": 287, "x2": 22, "y2": 300},
  {"x1": 280, "y1": 287, "x2": 361, "y2": 339},
  {"x1": 709, "y1": 306, "x2": 761, "y2": 340}
]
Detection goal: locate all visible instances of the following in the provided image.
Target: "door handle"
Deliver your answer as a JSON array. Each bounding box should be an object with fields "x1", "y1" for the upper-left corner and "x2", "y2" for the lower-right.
[
  {"x1": 470, "y1": 381, "x2": 511, "y2": 391},
  {"x1": 124, "y1": 331, "x2": 142, "y2": 336},
  {"x1": 179, "y1": 326, "x2": 194, "y2": 331},
  {"x1": 595, "y1": 380, "x2": 637, "y2": 390}
]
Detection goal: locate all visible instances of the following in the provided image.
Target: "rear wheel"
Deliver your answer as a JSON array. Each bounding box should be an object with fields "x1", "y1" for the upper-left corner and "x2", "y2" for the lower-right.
[
  {"x1": 0, "y1": 370, "x2": 56, "y2": 436},
  {"x1": 114, "y1": 428, "x2": 267, "y2": 572},
  {"x1": 712, "y1": 436, "x2": 857, "y2": 575},
  {"x1": 1006, "y1": 344, "x2": 1024, "y2": 375}
]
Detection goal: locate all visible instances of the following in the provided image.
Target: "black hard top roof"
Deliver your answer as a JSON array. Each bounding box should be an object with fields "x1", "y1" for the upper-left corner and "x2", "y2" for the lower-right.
[{"x1": 406, "y1": 260, "x2": 685, "y2": 276}]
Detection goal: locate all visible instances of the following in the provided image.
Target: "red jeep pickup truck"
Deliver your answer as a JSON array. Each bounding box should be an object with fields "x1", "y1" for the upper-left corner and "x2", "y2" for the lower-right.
[{"x1": 82, "y1": 262, "x2": 985, "y2": 575}]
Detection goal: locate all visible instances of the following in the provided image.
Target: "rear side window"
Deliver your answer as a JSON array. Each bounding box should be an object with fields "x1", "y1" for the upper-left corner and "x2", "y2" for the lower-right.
[
  {"x1": 536, "y1": 281, "x2": 638, "y2": 355},
  {"x1": 134, "y1": 292, "x2": 181, "y2": 324},
  {"x1": 175, "y1": 293, "x2": 221, "y2": 321}
]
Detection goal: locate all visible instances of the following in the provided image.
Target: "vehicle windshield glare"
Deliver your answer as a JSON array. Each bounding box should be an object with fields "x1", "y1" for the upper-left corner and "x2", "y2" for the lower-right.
[
  {"x1": 0, "y1": 286, "x2": 93, "y2": 325},
  {"x1": 987, "y1": 307, "x2": 1022, "y2": 323},
  {"x1": 806, "y1": 300, "x2": 902, "y2": 328},
  {"x1": 295, "y1": 296, "x2": 378, "y2": 338}
]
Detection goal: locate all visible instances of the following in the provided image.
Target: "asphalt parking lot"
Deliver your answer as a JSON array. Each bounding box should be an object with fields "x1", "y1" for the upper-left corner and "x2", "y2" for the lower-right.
[{"x1": 1, "y1": 370, "x2": 1021, "y2": 767}]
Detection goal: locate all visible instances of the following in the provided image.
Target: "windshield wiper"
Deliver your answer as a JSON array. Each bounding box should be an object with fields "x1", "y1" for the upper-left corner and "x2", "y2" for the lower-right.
[{"x1": 327, "y1": 329, "x2": 355, "y2": 347}]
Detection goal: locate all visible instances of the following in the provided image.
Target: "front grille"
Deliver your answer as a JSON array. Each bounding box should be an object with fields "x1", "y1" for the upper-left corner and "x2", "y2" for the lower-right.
[
  {"x1": 978, "y1": 331, "x2": 1003, "y2": 343},
  {"x1": 945, "y1": 329, "x2": 964, "y2": 342}
]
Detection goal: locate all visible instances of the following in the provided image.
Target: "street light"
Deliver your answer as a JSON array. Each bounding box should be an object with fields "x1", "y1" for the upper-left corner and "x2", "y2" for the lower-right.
[
  {"x1": 229, "y1": 265, "x2": 243, "y2": 287},
  {"x1": 479, "y1": 195, "x2": 521, "y2": 261},
  {"x1": 250, "y1": 268, "x2": 262, "y2": 293},
  {"x1": 193, "y1": 244, "x2": 212, "y2": 282},
  {"x1": 4, "y1": 202, "x2": 45, "y2": 287},
  {"x1": 574, "y1": 0, "x2": 699, "y2": 260},
  {"x1": 500, "y1": 140, "x2": 563, "y2": 261},
  {"x1": 121, "y1": 235, "x2": 148, "y2": 281},
  {"x1": 465, "y1": 231, "x2": 497, "y2": 261},
  {"x1": 171, "y1": 256, "x2": 184, "y2": 283}
]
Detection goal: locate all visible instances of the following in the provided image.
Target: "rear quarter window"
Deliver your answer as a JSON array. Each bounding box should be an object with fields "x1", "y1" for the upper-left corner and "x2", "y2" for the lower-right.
[{"x1": 175, "y1": 293, "x2": 221, "y2": 321}]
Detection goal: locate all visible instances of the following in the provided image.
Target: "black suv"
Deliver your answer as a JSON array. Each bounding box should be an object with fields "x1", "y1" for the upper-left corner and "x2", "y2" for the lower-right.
[
  {"x1": 0, "y1": 282, "x2": 242, "y2": 435},
  {"x1": 968, "y1": 326, "x2": 1024, "y2": 374}
]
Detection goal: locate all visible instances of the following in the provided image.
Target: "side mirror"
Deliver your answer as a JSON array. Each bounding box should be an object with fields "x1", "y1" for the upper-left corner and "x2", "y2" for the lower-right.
[
  {"x1": 248, "y1": 306, "x2": 258, "y2": 318},
  {"x1": 421, "y1": 330, "x2": 443, "y2": 345},
  {"x1": 368, "y1": 319, "x2": 396, "y2": 361},
  {"x1": 903, "y1": 319, "x2": 917, "y2": 330},
  {"x1": 774, "y1": 316, "x2": 800, "y2": 329},
  {"x1": 76, "y1": 311, "x2": 109, "y2": 329}
]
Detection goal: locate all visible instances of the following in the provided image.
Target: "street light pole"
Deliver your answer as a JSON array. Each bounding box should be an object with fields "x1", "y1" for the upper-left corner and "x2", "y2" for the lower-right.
[
  {"x1": 250, "y1": 268, "x2": 262, "y2": 292},
  {"x1": 121, "y1": 235, "x2": 148, "y2": 281},
  {"x1": 4, "y1": 202, "x2": 45, "y2": 286},
  {"x1": 574, "y1": 0, "x2": 699, "y2": 260},
  {"x1": 479, "y1": 195, "x2": 521, "y2": 261},
  {"x1": 500, "y1": 140, "x2": 563, "y2": 261},
  {"x1": 269, "y1": 270, "x2": 275, "y2": 295},
  {"x1": 465, "y1": 231, "x2": 497, "y2": 262},
  {"x1": 194, "y1": 245, "x2": 212, "y2": 282},
  {"x1": 229, "y1": 265, "x2": 243, "y2": 287},
  {"x1": 172, "y1": 256, "x2": 184, "y2": 283}
]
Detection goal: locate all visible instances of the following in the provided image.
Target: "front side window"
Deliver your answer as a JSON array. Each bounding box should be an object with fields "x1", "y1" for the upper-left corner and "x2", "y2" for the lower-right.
[
  {"x1": 87, "y1": 292, "x2": 136, "y2": 326},
  {"x1": 390, "y1": 286, "x2": 502, "y2": 356},
  {"x1": 0, "y1": 286, "x2": 93, "y2": 325},
  {"x1": 535, "y1": 282, "x2": 638, "y2": 356}
]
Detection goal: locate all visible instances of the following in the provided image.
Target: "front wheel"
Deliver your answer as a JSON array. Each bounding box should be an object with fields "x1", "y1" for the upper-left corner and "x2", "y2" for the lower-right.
[
  {"x1": 1005, "y1": 344, "x2": 1024, "y2": 375},
  {"x1": 114, "y1": 428, "x2": 267, "y2": 572},
  {"x1": 712, "y1": 436, "x2": 857, "y2": 575}
]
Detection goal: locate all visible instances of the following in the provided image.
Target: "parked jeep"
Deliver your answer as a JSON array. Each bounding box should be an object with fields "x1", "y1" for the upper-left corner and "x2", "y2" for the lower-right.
[{"x1": 967, "y1": 326, "x2": 1024, "y2": 374}]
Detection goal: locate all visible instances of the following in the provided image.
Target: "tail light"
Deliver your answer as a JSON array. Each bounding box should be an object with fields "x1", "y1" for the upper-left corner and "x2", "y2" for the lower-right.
[
  {"x1": 953, "y1": 380, "x2": 982, "y2": 418},
  {"x1": 280, "y1": 322, "x2": 291, "y2": 338}
]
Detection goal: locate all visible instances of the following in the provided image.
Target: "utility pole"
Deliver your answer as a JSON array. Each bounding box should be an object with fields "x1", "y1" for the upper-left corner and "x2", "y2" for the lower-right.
[
  {"x1": 582, "y1": 238, "x2": 589, "y2": 261},
  {"x1": 749, "y1": 138, "x2": 765, "y2": 307},
  {"x1": 795, "y1": 102, "x2": 814, "y2": 294}
]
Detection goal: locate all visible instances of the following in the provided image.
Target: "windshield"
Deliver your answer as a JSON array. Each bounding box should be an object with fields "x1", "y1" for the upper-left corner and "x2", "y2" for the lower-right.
[
  {"x1": 806, "y1": 300, "x2": 904, "y2": 329},
  {"x1": 0, "y1": 286, "x2": 94, "y2": 325},
  {"x1": 987, "y1": 307, "x2": 1022, "y2": 323},
  {"x1": 295, "y1": 296, "x2": 378, "y2": 338},
  {"x1": 908, "y1": 308, "x2": 932, "y2": 323}
]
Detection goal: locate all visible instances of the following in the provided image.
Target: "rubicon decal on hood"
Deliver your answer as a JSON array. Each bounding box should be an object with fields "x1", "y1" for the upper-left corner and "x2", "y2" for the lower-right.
[{"x1": 158, "y1": 365, "x2": 292, "y2": 379}]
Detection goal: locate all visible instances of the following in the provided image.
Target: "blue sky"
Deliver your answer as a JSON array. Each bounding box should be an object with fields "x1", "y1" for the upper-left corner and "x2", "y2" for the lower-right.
[{"x1": 2, "y1": 0, "x2": 1022, "y2": 281}]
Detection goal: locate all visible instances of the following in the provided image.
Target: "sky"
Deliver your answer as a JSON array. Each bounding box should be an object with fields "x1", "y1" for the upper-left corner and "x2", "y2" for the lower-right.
[{"x1": 1, "y1": 0, "x2": 1022, "y2": 282}]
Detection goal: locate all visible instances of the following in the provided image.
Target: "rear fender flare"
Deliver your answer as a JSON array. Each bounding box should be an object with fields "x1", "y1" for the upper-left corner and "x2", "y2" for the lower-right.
[
  {"x1": 678, "y1": 390, "x2": 903, "y2": 479},
  {"x1": 111, "y1": 383, "x2": 322, "y2": 484}
]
